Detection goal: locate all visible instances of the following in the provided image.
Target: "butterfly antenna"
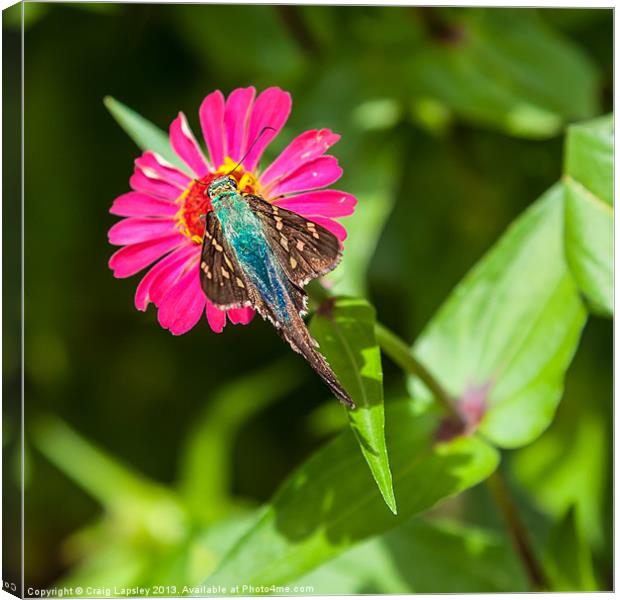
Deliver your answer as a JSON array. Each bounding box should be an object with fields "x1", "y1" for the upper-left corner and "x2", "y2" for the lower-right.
[{"x1": 226, "y1": 126, "x2": 276, "y2": 177}]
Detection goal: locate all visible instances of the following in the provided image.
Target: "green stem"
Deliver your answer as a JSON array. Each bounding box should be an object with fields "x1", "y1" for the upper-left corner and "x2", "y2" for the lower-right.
[
  {"x1": 486, "y1": 471, "x2": 547, "y2": 591},
  {"x1": 374, "y1": 322, "x2": 461, "y2": 421}
]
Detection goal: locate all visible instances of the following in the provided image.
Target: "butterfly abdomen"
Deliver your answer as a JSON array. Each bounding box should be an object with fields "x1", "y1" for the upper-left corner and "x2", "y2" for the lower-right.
[{"x1": 279, "y1": 309, "x2": 355, "y2": 408}]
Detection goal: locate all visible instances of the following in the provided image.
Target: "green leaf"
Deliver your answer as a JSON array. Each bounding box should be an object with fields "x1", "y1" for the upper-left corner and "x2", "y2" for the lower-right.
[
  {"x1": 294, "y1": 517, "x2": 529, "y2": 593},
  {"x1": 310, "y1": 297, "x2": 395, "y2": 514},
  {"x1": 143, "y1": 512, "x2": 260, "y2": 589},
  {"x1": 564, "y1": 182, "x2": 613, "y2": 316},
  {"x1": 177, "y1": 359, "x2": 302, "y2": 523},
  {"x1": 204, "y1": 400, "x2": 499, "y2": 587},
  {"x1": 543, "y1": 506, "x2": 598, "y2": 591},
  {"x1": 104, "y1": 96, "x2": 185, "y2": 170},
  {"x1": 563, "y1": 114, "x2": 613, "y2": 316},
  {"x1": 190, "y1": 513, "x2": 261, "y2": 581},
  {"x1": 410, "y1": 185, "x2": 587, "y2": 448},
  {"x1": 409, "y1": 9, "x2": 598, "y2": 138},
  {"x1": 564, "y1": 114, "x2": 613, "y2": 206}
]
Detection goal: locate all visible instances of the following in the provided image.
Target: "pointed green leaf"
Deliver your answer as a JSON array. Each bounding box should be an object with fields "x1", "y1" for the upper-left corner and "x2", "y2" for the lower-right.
[
  {"x1": 204, "y1": 400, "x2": 499, "y2": 587},
  {"x1": 310, "y1": 298, "x2": 395, "y2": 513},
  {"x1": 104, "y1": 96, "x2": 185, "y2": 169},
  {"x1": 563, "y1": 114, "x2": 613, "y2": 316},
  {"x1": 410, "y1": 185, "x2": 587, "y2": 448}
]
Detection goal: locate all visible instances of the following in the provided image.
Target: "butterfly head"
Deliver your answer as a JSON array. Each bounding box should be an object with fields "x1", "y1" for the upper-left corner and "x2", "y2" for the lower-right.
[{"x1": 208, "y1": 175, "x2": 238, "y2": 200}]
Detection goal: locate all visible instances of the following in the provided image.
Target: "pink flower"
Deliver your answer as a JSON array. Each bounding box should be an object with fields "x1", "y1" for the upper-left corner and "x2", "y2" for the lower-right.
[{"x1": 108, "y1": 87, "x2": 357, "y2": 335}]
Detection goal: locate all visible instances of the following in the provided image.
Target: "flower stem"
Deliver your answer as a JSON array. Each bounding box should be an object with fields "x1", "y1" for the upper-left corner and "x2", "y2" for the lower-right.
[
  {"x1": 374, "y1": 322, "x2": 461, "y2": 421},
  {"x1": 486, "y1": 471, "x2": 547, "y2": 591}
]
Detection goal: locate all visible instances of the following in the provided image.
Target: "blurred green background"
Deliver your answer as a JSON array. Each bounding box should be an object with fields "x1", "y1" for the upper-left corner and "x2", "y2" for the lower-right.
[{"x1": 3, "y1": 3, "x2": 612, "y2": 592}]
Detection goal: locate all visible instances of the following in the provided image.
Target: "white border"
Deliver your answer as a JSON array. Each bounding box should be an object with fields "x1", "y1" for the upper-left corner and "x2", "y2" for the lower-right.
[{"x1": 0, "y1": 2, "x2": 616, "y2": 600}]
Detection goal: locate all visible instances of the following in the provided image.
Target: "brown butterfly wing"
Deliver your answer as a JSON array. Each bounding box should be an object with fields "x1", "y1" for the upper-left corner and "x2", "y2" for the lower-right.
[
  {"x1": 245, "y1": 194, "x2": 342, "y2": 288},
  {"x1": 199, "y1": 210, "x2": 253, "y2": 310}
]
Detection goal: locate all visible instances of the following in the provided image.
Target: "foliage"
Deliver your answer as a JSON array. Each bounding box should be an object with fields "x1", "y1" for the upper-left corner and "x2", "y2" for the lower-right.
[
  {"x1": 310, "y1": 297, "x2": 396, "y2": 513},
  {"x1": 409, "y1": 185, "x2": 587, "y2": 448},
  {"x1": 204, "y1": 402, "x2": 498, "y2": 587},
  {"x1": 8, "y1": 4, "x2": 612, "y2": 594},
  {"x1": 563, "y1": 114, "x2": 613, "y2": 316},
  {"x1": 293, "y1": 516, "x2": 530, "y2": 593}
]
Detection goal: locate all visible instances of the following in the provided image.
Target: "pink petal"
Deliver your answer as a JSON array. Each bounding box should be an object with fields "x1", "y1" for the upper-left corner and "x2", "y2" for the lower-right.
[
  {"x1": 243, "y1": 87, "x2": 292, "y2": 172},
  {"x1": 227, "y1": 307, "x2": 255, "y2": 325},
  {"x1": 157, "y1": 265, "x2": 206, "y2": 335},
  {"x1": 170, "y1": 112, "x2": 210, "y2": 178},
  {"x1": 149, "y1": 252, "x2": 200, "y2": 308},
  {"x1": 134, "y1": 244, "x2": 196, "y2": 311},
  {"x1": 310, "y1": 216, "x2": 347, "y2": 241},
  {"x1": 130, "y1": 168, "x2": 182, "y2": 201},
  {"x1": 200, "y1": 91, "x2": 226, "y2": 168},
  {"x1": 135, "y1": 152, "x2": 192, "y2": 189},
  {"x1": 266, "y1": 156, "x2": 342, "y2": 197},
  {"x1": 224, "y1": 87, "x2": 256, "y2": 162},
  {"x1": 260, "y1": 129, "x2": 340, "y2": 187},
  {"x1": 206, "y1": 301, "x2": 227, "y2": 333},
  {"x1": 110, "y1": 192, "x2": 179, "y2": 217},
  {"x1": 108, "y1": 217, "x2": 176, "y2": 246},
  {"x1": 108, "y1": 234, "x2": 184, "y2": 278},
  {"x1": 274, "y1": 190, "x2": 356, "y2": 218}
]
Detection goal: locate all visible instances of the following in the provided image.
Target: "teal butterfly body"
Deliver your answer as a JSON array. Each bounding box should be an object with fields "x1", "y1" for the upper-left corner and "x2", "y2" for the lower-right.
[{"x1": 200, "y1": 175, "x2": 354, "y2": 408}]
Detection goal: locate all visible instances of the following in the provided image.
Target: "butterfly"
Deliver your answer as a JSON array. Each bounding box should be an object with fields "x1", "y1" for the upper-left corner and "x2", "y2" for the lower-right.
[{"x1": 198, "y1": 174, "x2": 355, "y2": 409}]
